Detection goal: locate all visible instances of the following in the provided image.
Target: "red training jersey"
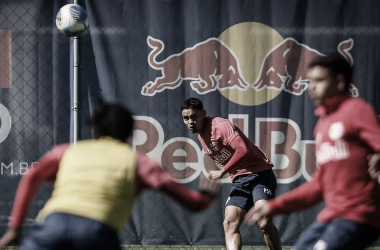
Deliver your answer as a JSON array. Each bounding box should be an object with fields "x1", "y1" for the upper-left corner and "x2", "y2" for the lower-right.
[
  {"x1": 269, "y1": 95, "x2": 380, "y2": 229},
  {"x1": 198, "y1": 117, "x2": 273, "y2": 181}
]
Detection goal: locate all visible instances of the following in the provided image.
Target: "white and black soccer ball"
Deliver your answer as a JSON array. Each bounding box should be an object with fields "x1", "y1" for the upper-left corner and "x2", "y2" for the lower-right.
[{"x1": 56, "y1": 4, "x2": 88, "y2": 37}]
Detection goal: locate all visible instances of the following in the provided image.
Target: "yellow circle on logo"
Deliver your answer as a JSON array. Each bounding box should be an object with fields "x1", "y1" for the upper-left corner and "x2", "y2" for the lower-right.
[{"x1": 218, "y1": 22, "x2": 284, "y2": 106}]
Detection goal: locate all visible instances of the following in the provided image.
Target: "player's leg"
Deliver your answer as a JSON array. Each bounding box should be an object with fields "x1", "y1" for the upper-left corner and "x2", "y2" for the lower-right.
[
  {"x1": 224, "y1": 175, "x2": 255, "y2": 250},
  {"x1": 67, "y1": 213, "x2": 122, "y2": 250},
  {"x1": 292, "y1": 220, "x2": 327, "y2": 250},
  {"x1": 315, "y1": 218, "x2": 380, "y2": 250},
  {"x1": 19, "y1": 213, "x2": 70, "y2": 250},
  {"x1": 20, "y1": 212, "x2": 121, "y2": 250},
  {"x1": 224, "y1": 205, "x2": 246, "y2": 250},
  {"x1": 252, "y1": 169, "x2": 281, "y2": 250},
  {"x1": 255, "y1": 200, "x2": 282, "y2": 250}
]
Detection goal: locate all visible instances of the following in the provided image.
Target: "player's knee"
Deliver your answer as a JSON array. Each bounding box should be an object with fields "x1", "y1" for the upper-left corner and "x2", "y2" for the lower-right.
[
  {"x1": 257, "y1": 218, "x2": 269, "y2": 233},
  {"x1": 223, "y1": 218, "x2": 239, "y2": 232},
  {"x1": 223, "y1": 218, "x2": 232, "y2": 230}
]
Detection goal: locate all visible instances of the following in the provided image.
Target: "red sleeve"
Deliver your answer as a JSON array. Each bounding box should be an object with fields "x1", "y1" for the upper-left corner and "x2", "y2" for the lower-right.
[
  {"x1": 135, "y1": 153, "x2": 174, "y2": 193},
  {"x1": 135, "y1": 153, "x2": 212, "y2": 211},
  {"x1": 355, "y1": 103, "x2": 380, "y2": 152},
  {"x1": 8, "y1": 144, "x2": 69, "y2": 229},
  {"x1": 223, "y1": 136, "x2": 248, "y2": 172},
  {"x1": 268, "y1": 169, "x2": 323, "y2": 215}
]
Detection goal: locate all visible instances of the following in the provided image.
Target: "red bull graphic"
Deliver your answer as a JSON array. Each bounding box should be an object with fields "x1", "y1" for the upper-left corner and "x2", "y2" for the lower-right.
[
  {"x1": 132, "y1": 115, "x2": 317, "y2": 184},
  {"x1": 141, "y1": 36, "x2": 249, "y2": 96},
  {"x1": 142, "y1": 31, "x2": 359, "y2": 99},
  {"x1": 252, "y1": 38, "x2": 358, "y2": 97}
]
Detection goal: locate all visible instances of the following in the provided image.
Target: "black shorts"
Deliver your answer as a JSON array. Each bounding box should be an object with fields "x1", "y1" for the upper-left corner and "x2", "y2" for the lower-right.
[
  {"x1": 20, "y1": 213, "x2": 121, "y2": 250},
  {"x1": 225, "y1": 168, "x2": 277, "y2": 211},
  {"x1": 294, "y1": 219, "x2": 380, "y2": 250}
]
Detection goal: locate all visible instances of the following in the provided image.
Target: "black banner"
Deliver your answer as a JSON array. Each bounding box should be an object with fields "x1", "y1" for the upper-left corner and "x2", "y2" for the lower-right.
[{"x1": 0, "y1": 0, "x2": 379, "y2": 246}]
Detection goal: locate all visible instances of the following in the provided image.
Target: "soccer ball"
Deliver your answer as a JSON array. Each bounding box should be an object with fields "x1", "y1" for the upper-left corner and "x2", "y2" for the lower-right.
[{"x1": 56, "y1": 4, "x2": 88, "y2": 37}]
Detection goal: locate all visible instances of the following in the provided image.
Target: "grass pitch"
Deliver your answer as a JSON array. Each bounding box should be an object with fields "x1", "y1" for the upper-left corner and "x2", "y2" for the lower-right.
[{"x1": 2, "y1": 245, "x2": 380, "y2": 250}]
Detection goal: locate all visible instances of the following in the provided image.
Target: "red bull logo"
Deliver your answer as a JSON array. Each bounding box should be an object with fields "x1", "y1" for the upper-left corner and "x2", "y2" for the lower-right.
[
  {"x1": 252, "y1": 37, "x2": 358, "y2": 96},
  {"x1": 141, "y1": 36, "x2": 249, "y2": 96},
  {"x1": 142, "y1": 22, "x2": 359, "y2": 105},
  {"x1": 138, "y1": 23, "x2": 362, "y2": 184}
]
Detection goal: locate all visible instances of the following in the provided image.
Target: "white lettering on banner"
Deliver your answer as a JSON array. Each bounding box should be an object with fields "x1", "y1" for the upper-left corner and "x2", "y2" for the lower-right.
[
  {"x1": 228, "y1": 114, "x2": 249, "y2": 137},
  {"x1": 0, "y1": 103, "x2": 11, "y2": 143},
  {"x1": 132, "y1": 115, "x2": 317, "y2": 184},
  {"x1": 1, "y1": 162, "x2": 13, "y2": 175},
  {"x1": 256, "y1": 118, "x2": 301, "y2": 183},
  {"x1": 255, "y1": 118, "x2": 317, "y2": 183},
  {"x1": 161, "y1": 137, "x2": 202, "y2": 183},
  {"x1": 0, "y1": 162, "x2": 39, "y2": 176}
]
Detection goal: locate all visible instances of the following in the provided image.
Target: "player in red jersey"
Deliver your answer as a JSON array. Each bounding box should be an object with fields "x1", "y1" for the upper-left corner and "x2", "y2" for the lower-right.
[
  {"x1": 245, "y1": 53, "x2": 380, "y2": 250},
  {"x1": 0, "y1": 101, "x2": 220, "y2": 250},
  {"x1": 181, "y1": 98, "x2": 282, "y2": 250}
]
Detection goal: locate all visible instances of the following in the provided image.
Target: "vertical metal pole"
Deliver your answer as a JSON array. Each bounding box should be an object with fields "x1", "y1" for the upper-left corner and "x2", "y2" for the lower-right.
[
  {"x1": 72, "y1": 0, "x2": 79, "y2": 144},
  {"x1": 72, "y1": 37, "x2": 79, "y2": 144}
]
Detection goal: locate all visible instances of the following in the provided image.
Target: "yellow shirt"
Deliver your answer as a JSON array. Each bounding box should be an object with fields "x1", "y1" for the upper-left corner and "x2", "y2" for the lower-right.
[{"x1": 38, "y1": 137, "x2": 136, "y2": 231}]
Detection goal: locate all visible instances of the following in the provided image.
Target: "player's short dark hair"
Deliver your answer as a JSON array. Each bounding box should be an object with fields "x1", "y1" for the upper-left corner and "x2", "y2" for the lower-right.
[
  {"x1": 181, "y1": 97, "x2": 204, "y2": 111},
  {"x1": 88, "y1": 100, "x2": 134, "y2": 142},
  {"x1": 308, "y1": 53, "x2": 352, "y2": 91}
]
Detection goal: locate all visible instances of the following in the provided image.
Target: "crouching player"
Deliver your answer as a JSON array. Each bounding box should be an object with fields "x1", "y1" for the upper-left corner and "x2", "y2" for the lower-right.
[{"x1": 0, "y1": 101, "x2": 220, "y2": 250}]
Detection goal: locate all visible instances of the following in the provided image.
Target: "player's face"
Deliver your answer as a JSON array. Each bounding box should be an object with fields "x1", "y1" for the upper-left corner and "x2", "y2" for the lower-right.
[
  {"x1": 307, "y1": 66, "x2": 340, "y2": 106},
  {"x1": 181, "y1": 108, "x2": 206, "y2": 134}
]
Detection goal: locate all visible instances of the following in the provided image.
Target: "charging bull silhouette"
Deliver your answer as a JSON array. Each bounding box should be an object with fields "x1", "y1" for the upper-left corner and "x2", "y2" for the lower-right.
[
  {"x1": 252, "y1": 38, "x2": 358, "y2": 96},
  {"x1": 141, "y1": 36, "x2": 249, "y2": 96}
]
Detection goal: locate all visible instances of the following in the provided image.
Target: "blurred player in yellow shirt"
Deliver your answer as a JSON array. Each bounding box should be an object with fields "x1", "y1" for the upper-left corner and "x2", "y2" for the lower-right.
[{"x1": 0, "y1": 101, "x2": 219, "y2": 250}]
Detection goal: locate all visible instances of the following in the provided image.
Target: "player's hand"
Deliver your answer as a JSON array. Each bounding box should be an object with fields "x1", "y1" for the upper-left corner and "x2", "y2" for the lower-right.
[
  {"x1": 198, "y1": 174, "x2": 220, "y2": 197},
  {"x1": 244, "y1": 200, "x2": 271, "y2": 225},
  {"x1": 368, "y1": 154, "x2": 380, "y2": 180},
  {"x1": 0, "y1": 227, "x2": 20, "y2": 248},
  {"x1": 208, "y1": 170, "x2": 226, "y2": 181}
]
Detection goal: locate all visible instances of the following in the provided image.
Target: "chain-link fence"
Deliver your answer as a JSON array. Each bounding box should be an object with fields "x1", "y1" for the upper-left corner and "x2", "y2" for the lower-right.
[
  {"x1": 0, "y1": 0, "x2": 380, "y2": 249},
  {"x1": 0, "y1": 0, "x2": 67, "y2": 232}
]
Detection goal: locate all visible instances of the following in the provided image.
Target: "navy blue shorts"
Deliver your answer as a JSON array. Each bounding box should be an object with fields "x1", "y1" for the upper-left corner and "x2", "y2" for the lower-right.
[
  {"x1": 20, "y1": 213, "x2": 121, "y2": 250},
  {"x1": 294, "y1": 218, "x2": 380, "y2": 250},
  {"x1": 225, "y1": 168, "x2": 277, "y2": 211}
]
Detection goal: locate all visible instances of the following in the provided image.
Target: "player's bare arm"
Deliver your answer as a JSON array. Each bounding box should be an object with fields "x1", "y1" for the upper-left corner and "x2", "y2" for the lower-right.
[
  {"x1": 245, "y1": 200, "x2": 271, "y2": 225},
  {"x1": 199, "y1": 174, "x2": 221, "y2": 195},
  {"x1": 368, "y1": 154, "x2": 380, "y2": 179},
  {"x1": 0, "y1": 227, "x2": 19, "y2": 248},
  {"x1": 208, "y1": 169, "x2": 227, "y2": 181},
  {"x1": 0, "y1": 147, "x2": 64, "y2": 248}
]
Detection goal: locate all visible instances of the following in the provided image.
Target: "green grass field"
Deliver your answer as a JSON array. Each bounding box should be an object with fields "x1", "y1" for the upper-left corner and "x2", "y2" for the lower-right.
[
  {"x1": 120, "y1": 246, "x2": 380, "y2": 250},
  {"x1": 119, "y1": 246, "x2": 380, "y2": 250},
  {"x1": 123, "y1": 245, "x2": 380, "y2": 250},
  {"x1": 2, "y1": 245, "x2": 380, "y2": 250}
]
